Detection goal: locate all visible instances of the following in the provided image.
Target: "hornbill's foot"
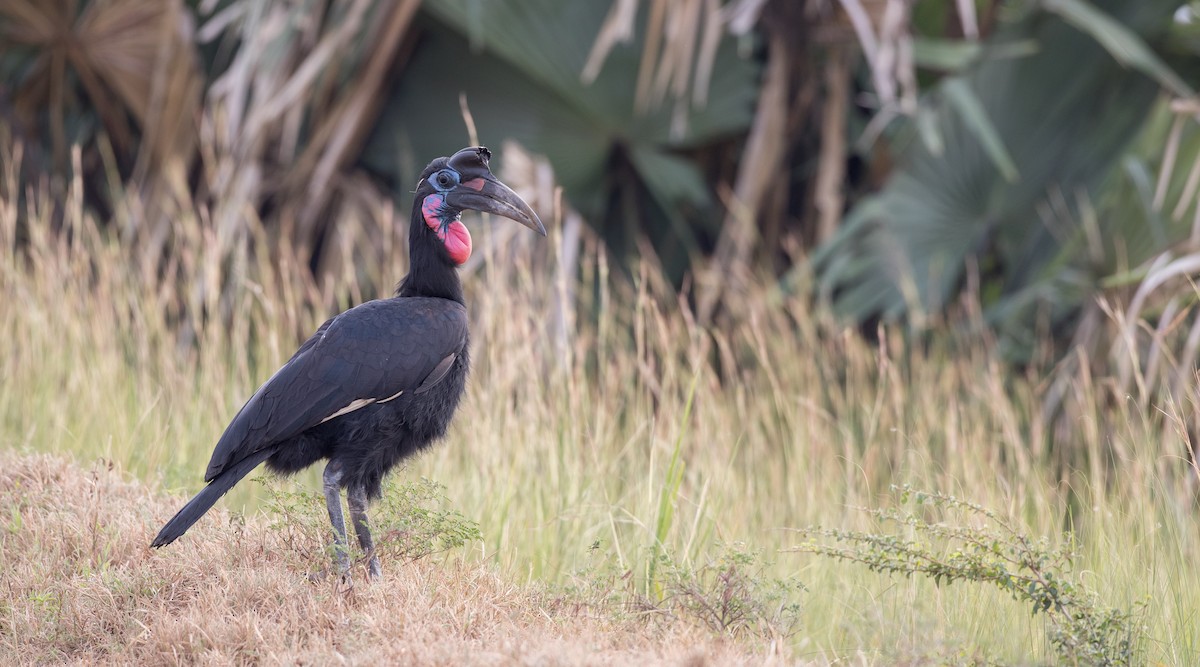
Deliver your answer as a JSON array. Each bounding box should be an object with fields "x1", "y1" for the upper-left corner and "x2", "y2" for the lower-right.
[
  {"x1": 349, "y1": 483, "x2": 382, "y2": 581},
  {"x1": 323, "y1": 460, "x2": 353, "y2": 577},
  {"x1": 365, "y1": 554, "x2": 382, "y2": 580}
]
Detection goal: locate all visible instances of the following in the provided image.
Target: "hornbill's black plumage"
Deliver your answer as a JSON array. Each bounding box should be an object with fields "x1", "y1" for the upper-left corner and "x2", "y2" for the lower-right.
[{"x1": 151, "y1": 147, "x2": 545, "y2": 578}]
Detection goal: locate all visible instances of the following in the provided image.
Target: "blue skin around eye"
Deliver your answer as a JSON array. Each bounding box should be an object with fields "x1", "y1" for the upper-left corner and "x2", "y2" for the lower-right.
[{"x1": 432, "y1": 169, "x2": 460, "y2": 193}]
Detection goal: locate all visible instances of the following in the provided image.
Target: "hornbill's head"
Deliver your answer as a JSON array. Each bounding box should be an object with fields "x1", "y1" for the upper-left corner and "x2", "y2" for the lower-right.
[{"x1": 414, "y1": 146, "x2": 547, "y2": 265}]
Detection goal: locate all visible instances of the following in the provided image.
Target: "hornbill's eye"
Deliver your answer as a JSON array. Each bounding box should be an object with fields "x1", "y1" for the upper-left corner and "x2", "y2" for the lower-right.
[{"x1": 433, "y1": 169, "x2": 458, "y2": 190}]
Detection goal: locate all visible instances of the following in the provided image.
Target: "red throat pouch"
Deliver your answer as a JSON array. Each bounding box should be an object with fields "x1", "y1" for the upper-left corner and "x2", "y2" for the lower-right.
[{"x1": 443, "y1": 220, "x2": 472, "y2": 265}]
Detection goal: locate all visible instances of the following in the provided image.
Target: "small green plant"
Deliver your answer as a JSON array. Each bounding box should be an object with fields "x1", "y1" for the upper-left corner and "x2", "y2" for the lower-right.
[
  {"x1": 559, "y1": 541, "x2": 645, "y2": 622},
  {"x1": 372, "y1": 476, "x2": 482, "y2": 562},
  {"x1": 565, "y1": 541, "x2": 804, "y2": 642},
  {"x1": 258, "y1": 477, "x2": 330, "y2": 562},
  {"x1": 793, "y1": 486, "x2": 1145, "y2": 666},
  {"x1": 258, "y1": 474, "x2": 481, "y2": 569},
  {"x1": 658, "y1": 542, "x2": 805, "y2": 640}
]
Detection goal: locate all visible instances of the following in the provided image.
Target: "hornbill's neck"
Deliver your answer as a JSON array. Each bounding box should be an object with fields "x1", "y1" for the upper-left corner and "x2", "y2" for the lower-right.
[{"x1": 396, "y1": 208, "x2": 464, "y2": 304}]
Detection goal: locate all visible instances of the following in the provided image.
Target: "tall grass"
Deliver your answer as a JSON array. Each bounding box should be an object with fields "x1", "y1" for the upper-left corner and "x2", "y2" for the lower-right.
[{"x1": 2, "y1": 137, "x2": 1198, "y2": 663}]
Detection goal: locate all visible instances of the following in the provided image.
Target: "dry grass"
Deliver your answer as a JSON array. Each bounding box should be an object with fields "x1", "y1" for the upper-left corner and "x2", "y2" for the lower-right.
[{"x1": 0, "y1": 453, "x2": 789, "y2": 665}]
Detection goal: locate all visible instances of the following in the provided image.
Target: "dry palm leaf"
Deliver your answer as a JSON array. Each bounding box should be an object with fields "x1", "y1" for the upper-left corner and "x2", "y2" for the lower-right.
[{"x1": 0, "y1": 0, "x2": 202, "y2": 174}]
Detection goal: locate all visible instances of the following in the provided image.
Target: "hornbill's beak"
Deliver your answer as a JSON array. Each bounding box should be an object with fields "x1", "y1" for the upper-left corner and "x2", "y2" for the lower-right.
[{"x1": 449, "y1": 176, "x2": 547, "y2": 236}]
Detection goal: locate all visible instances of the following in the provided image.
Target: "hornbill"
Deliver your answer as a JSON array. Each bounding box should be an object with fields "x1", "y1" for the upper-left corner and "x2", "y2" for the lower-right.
[{"x1": 151, "y1": 147, "x2": 545, "y2": 578}]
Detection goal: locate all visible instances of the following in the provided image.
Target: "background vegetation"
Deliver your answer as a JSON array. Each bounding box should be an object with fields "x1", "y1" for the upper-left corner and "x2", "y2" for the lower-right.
[{"x1": 2, "y1": 0, "x2": 1200, "y2": 663}]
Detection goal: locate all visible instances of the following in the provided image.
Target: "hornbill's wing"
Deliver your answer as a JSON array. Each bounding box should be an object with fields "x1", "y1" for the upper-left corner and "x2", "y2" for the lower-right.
[{"x1": 203, "y1": 298, "x2": 468, "y2": 481}]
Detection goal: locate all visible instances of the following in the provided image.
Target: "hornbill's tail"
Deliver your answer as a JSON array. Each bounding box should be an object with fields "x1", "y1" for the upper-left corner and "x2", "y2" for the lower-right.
[{"x1": 151, "y1": 448, "x2": 274, "y2": 547}]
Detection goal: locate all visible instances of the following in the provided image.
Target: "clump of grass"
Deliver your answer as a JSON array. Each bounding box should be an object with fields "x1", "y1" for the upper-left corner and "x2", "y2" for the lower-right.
[{"x1": 795, "y1": 486, "x2": 1146, "y2": 666}]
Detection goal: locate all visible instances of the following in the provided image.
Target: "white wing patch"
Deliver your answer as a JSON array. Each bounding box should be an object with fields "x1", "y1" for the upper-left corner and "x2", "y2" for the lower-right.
[
  {"x1": 318, "y1": 388, "x2": 405, "y2": 424},
  {"x1": 377, "y1": 388, "x2": 405, "y2": 404},
  {"x1": 320, "y1": 398, "x2": 375, "y2": 424}
]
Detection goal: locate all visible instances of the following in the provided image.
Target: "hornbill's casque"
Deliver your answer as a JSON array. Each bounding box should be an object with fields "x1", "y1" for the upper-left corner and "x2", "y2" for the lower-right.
[{"x1": 151, "y1": 147, "x2": 545, "y2": 578}]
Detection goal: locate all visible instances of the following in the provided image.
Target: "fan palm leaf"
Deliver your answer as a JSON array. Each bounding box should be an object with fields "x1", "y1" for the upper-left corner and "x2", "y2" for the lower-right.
[{"x1": 809, "y1": 0, "x2": 1186, "y2": 358}]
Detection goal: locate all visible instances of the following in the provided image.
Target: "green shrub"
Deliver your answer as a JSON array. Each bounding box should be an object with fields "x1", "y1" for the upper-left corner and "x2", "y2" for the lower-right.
[{"x1": 794, "y1": 486, "x2": 1145, "y2": 666}]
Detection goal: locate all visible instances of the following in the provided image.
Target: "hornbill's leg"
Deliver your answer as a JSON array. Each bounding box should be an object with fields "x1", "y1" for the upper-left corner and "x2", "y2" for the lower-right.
[
  {"x1": 322, "y1": 460, "x2": 351, "y2": 575},
  {"x1": 348, "y1": 484, "x2": 382, "y2": 579}
]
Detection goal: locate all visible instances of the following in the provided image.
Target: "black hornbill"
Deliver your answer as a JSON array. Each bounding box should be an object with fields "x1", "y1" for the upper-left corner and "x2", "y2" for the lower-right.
[{"x1": 151, "y1": 147, "x2": 545, "y2": 578}]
